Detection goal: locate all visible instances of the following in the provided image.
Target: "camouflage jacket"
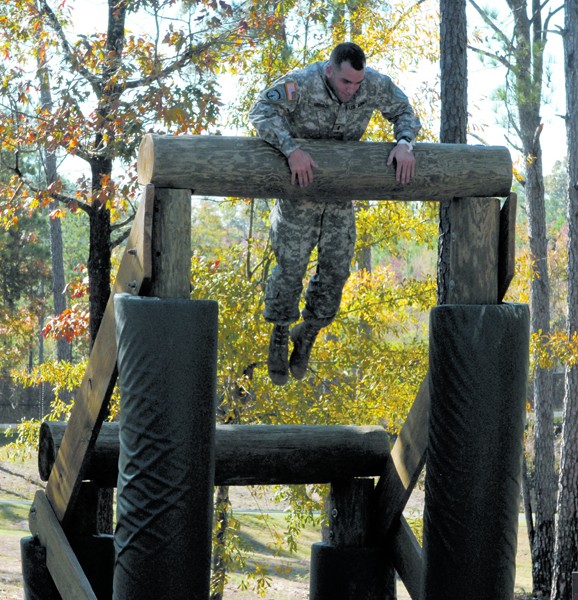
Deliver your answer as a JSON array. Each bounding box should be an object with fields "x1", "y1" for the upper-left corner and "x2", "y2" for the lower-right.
[{"x1": 249, "y1": 61, "x2": 422, "y2": 157}]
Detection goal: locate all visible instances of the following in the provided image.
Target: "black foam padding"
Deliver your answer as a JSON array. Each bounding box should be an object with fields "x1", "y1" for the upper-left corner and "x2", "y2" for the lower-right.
[
  {"x1": 422, "y1": 303, "x2": 529, "y2": 599},
  {"x1": 112, "y1": 294, "x2": 218, "y2": 600},
  {"x1": 20, "y1": 536, "x2": 60, "y2": 599},
  {"x1": 310, "y1": 543, "x2": 395, "y2": 599}
]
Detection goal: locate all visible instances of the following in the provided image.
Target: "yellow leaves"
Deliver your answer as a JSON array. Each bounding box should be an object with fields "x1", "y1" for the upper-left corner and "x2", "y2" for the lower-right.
[{"x1": 529, "y1": 328, "x2": 578, "y2": 375}]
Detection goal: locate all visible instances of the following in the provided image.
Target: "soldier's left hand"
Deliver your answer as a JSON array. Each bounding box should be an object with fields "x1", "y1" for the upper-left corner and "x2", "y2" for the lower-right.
[{"x1": 387, "y1": 145, "x2": 416, "y2": 185}]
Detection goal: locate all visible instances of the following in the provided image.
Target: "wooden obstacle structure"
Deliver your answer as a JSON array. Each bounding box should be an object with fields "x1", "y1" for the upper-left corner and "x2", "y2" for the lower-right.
[{"x1": 21, "y1": 135, "x2": 529, "y2": 600}]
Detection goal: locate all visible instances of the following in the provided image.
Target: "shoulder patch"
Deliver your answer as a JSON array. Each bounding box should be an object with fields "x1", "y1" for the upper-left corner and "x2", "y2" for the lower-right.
[
  {"x1": 265, "y1": 81, "x2": 298, "y2": 103},
  {"x1": 266, "y1": 87, "x2": 283, "y2": 101}
]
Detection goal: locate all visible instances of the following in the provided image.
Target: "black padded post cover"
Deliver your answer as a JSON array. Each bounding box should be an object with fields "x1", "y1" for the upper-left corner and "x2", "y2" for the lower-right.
[
  {"x1": 422, "y1": 303, "x2": 530, "y2": 599},
  {"x1": 112, "y1": 294, "x2": 218, "y2": 600},
  {"x1": 310, "y1": 543, "x2": 394, "y2": 599},
  {"x1": 20, "y1": 536, "x2": 60, "y2": 600}
]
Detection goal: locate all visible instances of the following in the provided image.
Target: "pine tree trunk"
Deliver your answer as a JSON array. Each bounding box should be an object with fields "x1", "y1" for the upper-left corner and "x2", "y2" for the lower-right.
[
  {"x1": 523, "y1": 112, "x2": 556, "y2": 600},
  {"x1": 550, "y1": 4, "x2": 578, "y2": 598},
  {"x1": 507, "y1": 2, "x2": 556, "y2": 592},
  {"x1": 437, "y1": 0, "x2": 467, "y2": 302}
]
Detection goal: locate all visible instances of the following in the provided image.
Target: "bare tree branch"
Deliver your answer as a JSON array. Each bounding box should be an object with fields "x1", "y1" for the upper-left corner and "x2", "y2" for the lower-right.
[
  {"x1": 111, "y1": 227, "x2": 131, "y2": 249},
  {"x1": 467, "y1": 44, "x2": 515, "y2": 70}
]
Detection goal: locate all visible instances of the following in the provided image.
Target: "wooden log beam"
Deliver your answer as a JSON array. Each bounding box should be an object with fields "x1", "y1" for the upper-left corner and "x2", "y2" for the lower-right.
[
  {"x1": 373, "y1": 378, "x2": 429, "y2": 542},
  {"x1": 137, "y1": 134, "x2": 512, "y2": 202},
  {"x1": 389, "y1": 518, "x2": 423, "y2": 600},
  {"x1": 39, "y1": 422, "x2": 390, "y2": 487},
  {"x1": 311, "y1": 479, "x2": 396, "y2": 599}
]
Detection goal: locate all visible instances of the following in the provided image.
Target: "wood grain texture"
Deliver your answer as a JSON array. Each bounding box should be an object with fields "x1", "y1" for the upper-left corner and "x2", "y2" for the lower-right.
[
  {"x1": 137, "y1": 134, "x2": 512, "y2": 201},
  {"x1": 446, "y1": 197, "x2": 500, "y2": 304},
  {"x1": 44, "y1": 185, "x2": 154, "y2": 524},
  {"x1": 324, "y1": 479, "x2": 375, "y2": 548},
  {"x1": 149, "y1": 188, "x2": 191, "y2": 298}
]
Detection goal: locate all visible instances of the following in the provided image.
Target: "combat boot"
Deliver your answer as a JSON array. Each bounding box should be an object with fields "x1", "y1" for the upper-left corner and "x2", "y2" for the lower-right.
[
  {"x1": 289, "y1": 322, "x2": 321, "y2": 380},
  {"x1": 268, "y1": 324, "x2": 289, "y2": 385}
]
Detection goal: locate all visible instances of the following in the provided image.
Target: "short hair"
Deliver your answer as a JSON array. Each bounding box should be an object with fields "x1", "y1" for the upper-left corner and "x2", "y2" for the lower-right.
[{"x1": 329, "y1": 42, "x2": 366, "y2": 71}]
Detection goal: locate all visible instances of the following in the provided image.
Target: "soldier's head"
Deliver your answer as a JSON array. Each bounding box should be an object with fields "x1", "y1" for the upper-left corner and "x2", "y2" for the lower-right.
[{"x1": 326, "y1": 42, "x2": 366, "y2": 103}]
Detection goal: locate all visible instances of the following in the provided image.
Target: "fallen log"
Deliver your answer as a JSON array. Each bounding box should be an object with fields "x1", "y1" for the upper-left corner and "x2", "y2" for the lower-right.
[
  {"x1": 137, "y1": 134, "x2": 512, "y2": 202},
  {"x1": 39, "y1": 422, "x2": 391, "y2": 487}
]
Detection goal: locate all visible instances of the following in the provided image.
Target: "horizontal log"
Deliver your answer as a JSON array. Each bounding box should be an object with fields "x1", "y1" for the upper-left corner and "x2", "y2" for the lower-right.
[
  {"x1": 137, "y1": 134, "x2": 512, "y2": 202},
  {"x1": 39, "y1": 422, "x2": 390, "y2": 487}
]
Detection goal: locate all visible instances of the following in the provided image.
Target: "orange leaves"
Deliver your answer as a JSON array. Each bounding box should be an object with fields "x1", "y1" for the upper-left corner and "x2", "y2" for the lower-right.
[
  {"x1": 41, "y1": 263, "x2": 90, "y2": 343},
  {"x1": 63, "y1": 264, "x2": 89, "y2": 300},
  {"x1": 41, "y1": 307, "x2": 90, "y2": 343}
]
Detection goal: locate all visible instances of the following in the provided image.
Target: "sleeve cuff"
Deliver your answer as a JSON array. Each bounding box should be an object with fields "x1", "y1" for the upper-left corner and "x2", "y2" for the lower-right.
[{"x1": 280, "y1": 138, "x2": 301, "y2": 157}]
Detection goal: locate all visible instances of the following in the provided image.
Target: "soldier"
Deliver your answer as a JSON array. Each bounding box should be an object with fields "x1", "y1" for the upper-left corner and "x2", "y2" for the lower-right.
[{"x1": 249, "y1": 42, "x2": 421, "y2": 385}]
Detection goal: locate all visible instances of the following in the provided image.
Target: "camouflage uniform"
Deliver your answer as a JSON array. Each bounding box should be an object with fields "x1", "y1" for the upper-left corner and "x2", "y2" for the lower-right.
[{"x1": 249, "y1": 61, "x2": 421, "y2": 328}]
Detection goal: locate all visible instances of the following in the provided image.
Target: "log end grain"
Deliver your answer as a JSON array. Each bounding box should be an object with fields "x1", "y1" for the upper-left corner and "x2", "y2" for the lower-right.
[{"x1": 137, "y1": 134, "x2": 155, "y2": 184}]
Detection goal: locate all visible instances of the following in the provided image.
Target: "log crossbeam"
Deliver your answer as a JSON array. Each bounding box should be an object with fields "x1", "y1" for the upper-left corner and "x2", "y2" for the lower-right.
[
  {"x1": 40, "y1": 420, "x2": 425, "y2": 596},
  {"x1": 40, "y1": 423, "x2": 391, "y2": 486},
  {"x1": 137, "y1": 134, "x2": 512, "y2": 202}
]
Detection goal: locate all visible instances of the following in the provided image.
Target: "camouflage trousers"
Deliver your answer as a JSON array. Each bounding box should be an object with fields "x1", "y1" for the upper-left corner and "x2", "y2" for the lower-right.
[{"x1": 264, "y1": 198, "x2": 356, "y2": 328}]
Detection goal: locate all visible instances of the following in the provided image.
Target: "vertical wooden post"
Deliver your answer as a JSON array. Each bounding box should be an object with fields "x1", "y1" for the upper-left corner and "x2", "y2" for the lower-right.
[
  {"x1": 310, "y1": 479, "x2": 396, "y2": 599},
  {"x1": 443, "y1": 198, "x2": 500, "y2": 304},
  {"x1": 149, "y1": 187, "x2": 192, "y2": 299}
]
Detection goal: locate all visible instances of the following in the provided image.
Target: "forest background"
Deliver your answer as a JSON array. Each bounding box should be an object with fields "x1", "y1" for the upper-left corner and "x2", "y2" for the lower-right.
[{"x1": 0, "y1": 0, "x2": 576, "y2": 599}]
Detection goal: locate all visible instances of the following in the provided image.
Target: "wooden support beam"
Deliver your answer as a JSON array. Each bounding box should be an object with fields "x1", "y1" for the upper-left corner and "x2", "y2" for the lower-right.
[
  {"x1": 44, "y1": 185, "x2": 154, "y2": 525},
  {"x1": 39, "y1": 422, "x2": 391, "y2": 486},
  {"x1": 29, "y1": 491, "x2": 97, "y2": 600},
  {"x1": 390, "y1": 518, "x2": 422, "y2": 600},
  {"x1": 373, "y1": 378, "x2": 429, "y2": 540},
  {"x1": 311, "y1": 479, "x2": 396, "y2": 599},
  {"x1": 137, "y1": 134, "x2": 512, "y2": 201}
]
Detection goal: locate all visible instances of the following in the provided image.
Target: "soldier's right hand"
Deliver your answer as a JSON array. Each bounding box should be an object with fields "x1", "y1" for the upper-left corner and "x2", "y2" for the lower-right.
[{"x1": 288, "y1": 149, "x2": 318, "y2": 188}]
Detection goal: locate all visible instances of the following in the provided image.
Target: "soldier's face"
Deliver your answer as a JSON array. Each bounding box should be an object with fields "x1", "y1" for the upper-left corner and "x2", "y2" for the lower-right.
[{"x1": 326, "y1": 61, "x2": 365, "y2": 103}]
